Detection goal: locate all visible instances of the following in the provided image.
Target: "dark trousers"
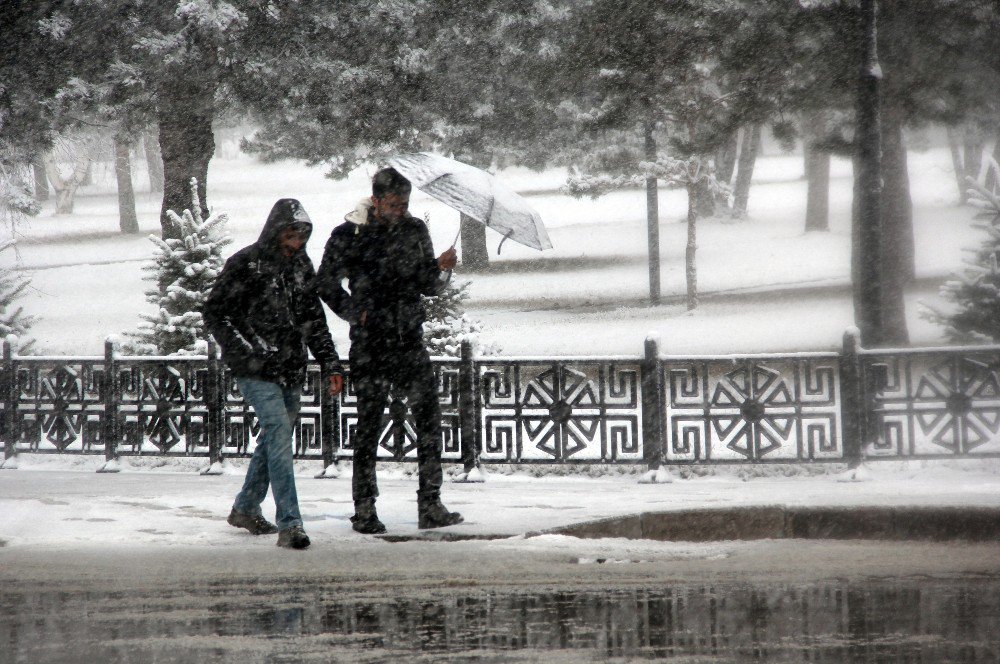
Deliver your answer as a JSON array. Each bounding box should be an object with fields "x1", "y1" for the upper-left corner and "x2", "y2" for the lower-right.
[{"x1": 350, "y1": 344, "x2": 443, "y2": 503}]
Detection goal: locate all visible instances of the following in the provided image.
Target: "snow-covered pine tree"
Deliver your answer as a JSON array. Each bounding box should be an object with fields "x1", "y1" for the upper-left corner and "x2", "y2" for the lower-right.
[
  {"x1": 125, "y1": 178, "x2": 230, "y2": 355},
  {"x1": 925, "y1": 171, "x2": 1000, "y2": 342},
  {"x1": 1, "y1": 162, "x2": 40, "y2": 352},
  {"x1": 0, "y1": 240, "x2": 36, "y2": 352},
  {"x1": 422, "y1": 278, "x2": 498, "y2": 357}
]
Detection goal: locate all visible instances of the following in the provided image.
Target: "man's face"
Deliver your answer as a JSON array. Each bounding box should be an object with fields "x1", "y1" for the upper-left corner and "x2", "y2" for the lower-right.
[
  {"x1": 277, "y1": 227, "x2": 307, "y2": 258},
  {"x1": 372, "y1": 193, "x2": 410, "y2": 223}
]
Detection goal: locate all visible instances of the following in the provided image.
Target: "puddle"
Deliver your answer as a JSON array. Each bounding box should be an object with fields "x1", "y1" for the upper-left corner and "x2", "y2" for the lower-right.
[{"x1": 3, "y1": 576, "x2": 998, "y2": 662}]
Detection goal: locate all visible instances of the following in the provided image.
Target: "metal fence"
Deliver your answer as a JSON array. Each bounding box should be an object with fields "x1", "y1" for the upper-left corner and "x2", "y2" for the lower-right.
[{"x1": 3, "y1": 331, "x2": 1000, "y2": 472}]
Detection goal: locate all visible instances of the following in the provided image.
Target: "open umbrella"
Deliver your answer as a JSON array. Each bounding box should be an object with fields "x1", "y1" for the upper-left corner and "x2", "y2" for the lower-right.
[{"x1": 388, "y1": 152, "x2": 552, "y2": 252}]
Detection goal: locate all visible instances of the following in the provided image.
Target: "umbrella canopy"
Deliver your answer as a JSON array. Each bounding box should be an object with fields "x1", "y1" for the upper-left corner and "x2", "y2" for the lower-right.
[{"x1": 388, "y1": 152, "x2": 553, "y2": 251}]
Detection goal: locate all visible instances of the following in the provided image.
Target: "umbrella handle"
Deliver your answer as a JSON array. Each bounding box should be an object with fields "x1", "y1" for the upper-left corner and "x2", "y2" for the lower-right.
[
  {"x1": 451, "y1": 226, "x2": 461, "y2": 249},
  {"x1": 497, "y1": 229, "x2": 514, "y2": 255}
]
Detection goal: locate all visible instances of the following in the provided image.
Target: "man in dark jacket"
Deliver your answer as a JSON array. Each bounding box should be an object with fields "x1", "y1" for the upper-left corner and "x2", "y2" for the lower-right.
[
  {"x1": 314, "y1": 167, "x2": 463, "y2": 534},
  {"x1": 204, "y1": 198, "x2": 343, "y2": 550}
]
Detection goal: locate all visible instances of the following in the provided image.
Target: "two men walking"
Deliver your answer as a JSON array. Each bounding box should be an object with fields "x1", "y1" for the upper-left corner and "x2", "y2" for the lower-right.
[{"x1": 205, "y1": 168, "x2": 462, "y2": 548}]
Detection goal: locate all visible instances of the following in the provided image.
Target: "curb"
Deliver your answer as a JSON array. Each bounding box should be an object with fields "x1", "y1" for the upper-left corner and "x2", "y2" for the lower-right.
[{"x1": 529, "y1": 506, "x2": 1000, "y2": 543}]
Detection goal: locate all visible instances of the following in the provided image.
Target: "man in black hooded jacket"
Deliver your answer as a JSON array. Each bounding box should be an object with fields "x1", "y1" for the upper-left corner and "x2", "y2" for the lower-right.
[
  {"x1": 204, "y1": 198, "x2": 343, "y2": 549},
  {"x1": 314, "y1": 167, "x2": 463, "y2": 534}
]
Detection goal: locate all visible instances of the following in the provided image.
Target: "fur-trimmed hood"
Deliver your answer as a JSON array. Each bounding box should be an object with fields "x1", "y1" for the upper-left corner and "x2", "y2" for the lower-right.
[{"x1": 345, "y1": 198, "x2": 373, "y2": 225}]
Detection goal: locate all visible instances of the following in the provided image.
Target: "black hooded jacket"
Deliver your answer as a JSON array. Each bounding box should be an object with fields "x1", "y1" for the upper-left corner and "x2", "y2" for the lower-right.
[
  {"x1": 313, "y1": 198, "x2": 444, "y2": 354},
  {"x1": 203, "y1": 199, "x2": 341, "y2": 387}
]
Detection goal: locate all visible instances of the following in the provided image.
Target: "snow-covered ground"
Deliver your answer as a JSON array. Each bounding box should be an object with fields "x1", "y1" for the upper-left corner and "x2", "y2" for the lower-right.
[
  {"x1": 3, "y1": 455, "x2": 999, "y2": 552},
  {"x1": 5, "y1": 145, "x2": 979, "y2": 356}
]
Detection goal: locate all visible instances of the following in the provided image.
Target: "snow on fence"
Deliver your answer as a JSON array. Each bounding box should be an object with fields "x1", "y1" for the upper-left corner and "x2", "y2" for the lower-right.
[{"x1": 2, "y1": 330, "x2": 1000, "y2": 473}]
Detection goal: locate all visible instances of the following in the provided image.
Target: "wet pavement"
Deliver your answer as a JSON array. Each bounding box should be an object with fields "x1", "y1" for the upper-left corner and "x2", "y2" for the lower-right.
[{"x1": 3, "y1": 574, "x2": 999, "y2": 662}]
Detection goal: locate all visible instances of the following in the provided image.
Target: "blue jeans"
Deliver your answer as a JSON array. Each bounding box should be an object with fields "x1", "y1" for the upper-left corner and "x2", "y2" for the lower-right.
[{"x1": 233, "y1": 378, "x2": 303, "y2": 530}]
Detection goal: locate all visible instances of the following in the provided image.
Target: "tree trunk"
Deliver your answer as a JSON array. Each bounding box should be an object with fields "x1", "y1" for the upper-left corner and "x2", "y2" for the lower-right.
[
  {"x1": 695, "y1": 176, "x2": 716, "y2": 218},
  {"x1": 80, "y1": 161, "x2": 93, "y2": 187},
  {"x1": 963, "y1": 140, "x2": 983, "y2": 184},
  {"x1": 878, "y1": 103, "x2": 910, "y2": 344},
  {"x1": 644, "y1": 122, "x2": 660, "y2": 305},
  {"x1": 143, "y1": 128, "x2": 164, "y2": 194},
  {"x1": 803, "y1": 111, "x2": 830, "y2": 232},
  {"x1": 716, "y1": 130, "x2": 738, "y2": 184},
  {"x1": 732, "y1": 124, "x2": 761, "y2": 218},
  {"x1": 805, "y1": 146, "x2": 830, "y2": 232},
  {"x1": 946, "y1": 126, "x2": 967, "y2": 204},
  {"x1": 114, "y1": 136, "x2": 139, "y2": 234},
  {"x1": 156, "y1": 71, "x2": 216, "y2": 240},
  {"x1": 455, "y1": 152, "x2": 490, "y2": 269},
  {"x1": 43, "y1": 148, "x2": 93, "y2": 215},
  {"x1": 881, "y1": 104, "x2": 914, "y2": 281},
  {"x1": 715, "y1": 130, "x2": 738, "y2": 209},
  {"x1": 988, "y1": 130, "x2": 1000, "y2": 193},
  {"x1": 685, "y1": 180, "x2": 698, "y2": 311},
  {"x1": 32, "y1": 159, "x2": 49, "y2": 202},
  {"x1": 853, "y1": 0, "x2": 886, "y2": 347},
  {"x1": 459, "y1": 214, "x2": 489, "y2": 270}
]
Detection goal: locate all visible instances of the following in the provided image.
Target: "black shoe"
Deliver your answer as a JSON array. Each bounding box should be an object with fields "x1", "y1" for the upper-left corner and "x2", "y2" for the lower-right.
[
  {"x1": 418, "y1": 500, "x2": 464, "y2": 529},
  {"x1": 351, "y1": 500, "x2": 387, "y2": 535},
  {"x1": 228, "y1": 508, "x2": 279, "y2": 535},
  {"x1": 276, "y1": 525, "x2": 310, "y2": 549}
]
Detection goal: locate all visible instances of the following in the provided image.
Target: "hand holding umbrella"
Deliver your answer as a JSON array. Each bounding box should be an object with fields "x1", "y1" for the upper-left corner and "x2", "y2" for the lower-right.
[{"x1": 388, "y1": 153, "x2": 553, "y2": 259}]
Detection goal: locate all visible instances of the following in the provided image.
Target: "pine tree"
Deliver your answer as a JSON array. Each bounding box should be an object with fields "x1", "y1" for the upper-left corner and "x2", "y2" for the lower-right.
[
  {"x1": 925, "y1": 172, "x2": 1000, "y2": 343},
  {"x1": 0, "y1": 240, "x2": 35, "y2": 353},
  {"x1": 422, "y1": 278, "x2": 498, "y2": 357},
  {"x1": 125, "y1": 178, "x2": 230, "y2": 355}
]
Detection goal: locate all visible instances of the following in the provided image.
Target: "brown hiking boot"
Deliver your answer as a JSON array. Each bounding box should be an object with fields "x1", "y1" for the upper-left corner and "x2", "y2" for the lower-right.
[
  {"x1": 276, "y1": 525, "x2": 310, "y2": 549},
  {"x1": 228, "y1": 508, "x2": 279, "y2": 535}
]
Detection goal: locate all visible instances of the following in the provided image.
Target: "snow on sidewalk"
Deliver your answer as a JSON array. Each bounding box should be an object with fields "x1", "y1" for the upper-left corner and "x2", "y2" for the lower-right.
[{"x1": 1, "y1": 455, "x2": 998, "y2": 550}]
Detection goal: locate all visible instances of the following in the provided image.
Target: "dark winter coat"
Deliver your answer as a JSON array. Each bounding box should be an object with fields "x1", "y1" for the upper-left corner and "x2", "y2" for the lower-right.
[
  {"x1": 314, "y1": 199, "x2": 444, "y2": 354},
  {"x1": 203, "y1": 199, "x2": 341, "y2": 387}
]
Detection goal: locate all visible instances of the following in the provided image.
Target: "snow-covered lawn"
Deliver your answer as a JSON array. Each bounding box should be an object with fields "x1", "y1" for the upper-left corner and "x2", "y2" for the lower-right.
[{"x1": 5, "y1": 145, "x2": 979, "y2": 356}]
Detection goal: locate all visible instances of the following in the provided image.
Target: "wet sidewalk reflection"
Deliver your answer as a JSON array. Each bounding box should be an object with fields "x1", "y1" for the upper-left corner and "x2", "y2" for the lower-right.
[{"x1": 3, "y1": 576, "x2": 999, "y2": 662}]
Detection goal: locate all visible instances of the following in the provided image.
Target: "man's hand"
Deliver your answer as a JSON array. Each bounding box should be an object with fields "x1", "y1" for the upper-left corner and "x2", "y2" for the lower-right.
[
  {"x1": 327, "y1": 374, "x2": 344, "y2": 397},
  {"x1": 437, "y1": 246, "x2": 457, "y2": 271}
]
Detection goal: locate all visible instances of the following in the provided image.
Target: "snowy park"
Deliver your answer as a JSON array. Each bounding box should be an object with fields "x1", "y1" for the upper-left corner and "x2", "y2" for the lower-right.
[
  {"x1": 4, "y1": 1, "x2": 1000, "y2": 661},
  {"x1": 6, "y1": 144, "x2": 985, "y2": 357}
]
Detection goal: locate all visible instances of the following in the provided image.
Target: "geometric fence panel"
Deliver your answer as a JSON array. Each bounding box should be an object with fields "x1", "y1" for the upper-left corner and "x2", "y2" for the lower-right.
[
  {"x1": 219, "y1": 366, "x2": 329, "y2": 461},
  {"x1": 663, "y1": 354, "x2": 842, "y2": 462},
  {"x1": 8, "y1": 359, "x2": 107, "y2": 455},
  {"x1": 477, "y1": 359, "x2": 642, "y2": 463},
  {"x1": 862, "y1": 349, "x2": 1000, "y2": 457},
  {"x1": 5, "y1": 338, "x2": 1000, "y2": 468},
  {"x1": 117, "y1": 359, "x2": 209, "y2": 456},
  {"x1": 336, "y1": 359, "x2": 462, "y2": 462}
]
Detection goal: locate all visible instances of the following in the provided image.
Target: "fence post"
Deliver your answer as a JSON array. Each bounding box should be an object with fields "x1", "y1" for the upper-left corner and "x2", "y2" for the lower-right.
[
  {"x1": 201, "y1": 340, "x2": 224, "y2": 475},
  {"x1": 97, "y1": 336, "x2": 120, "y2": 473},
  {"x1": 840, "y1": 327, "x2": 864, "y2": 468},
  {"x1": 456, "y1": 339, "x2": 482, "y2": 481},
  {"x1": 1, "y1": 335, "x2": 17, "y2": 469},
  {"x1": 641, "y1": 334, "x2": 664, "y2": 472},
  {"x1": 316, "y1": 368, "x2": 342, "y2": 478}
]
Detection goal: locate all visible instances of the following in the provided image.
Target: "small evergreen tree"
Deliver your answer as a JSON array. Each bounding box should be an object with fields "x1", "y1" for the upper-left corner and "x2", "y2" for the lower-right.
[
  {"x1": 422, "y1": 278, "x2": 498, "y2": 357},
  {"x1": 125, "y1": 178, "x2": 230, "y2": 355},
  {"x1": 0, "y1": 240, "x2": 35, "y2": 352},
  {"x1": 1, "y1": 162, "x2": 40, "y2": 352},
  {"x1": 924, "y1": 170, "x2": 1000, "y2": 342}
]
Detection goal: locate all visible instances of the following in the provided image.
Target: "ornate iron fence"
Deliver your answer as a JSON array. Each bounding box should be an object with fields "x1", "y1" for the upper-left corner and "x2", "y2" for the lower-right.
[{"x1": 3, "y1": 331, "x2": 1000, "y2": 472}]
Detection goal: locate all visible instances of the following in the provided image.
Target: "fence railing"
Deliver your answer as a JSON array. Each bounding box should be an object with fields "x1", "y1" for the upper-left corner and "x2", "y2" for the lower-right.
[{"x1": 3, "y1": 330, "x2": 1000, "y2": 472}]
